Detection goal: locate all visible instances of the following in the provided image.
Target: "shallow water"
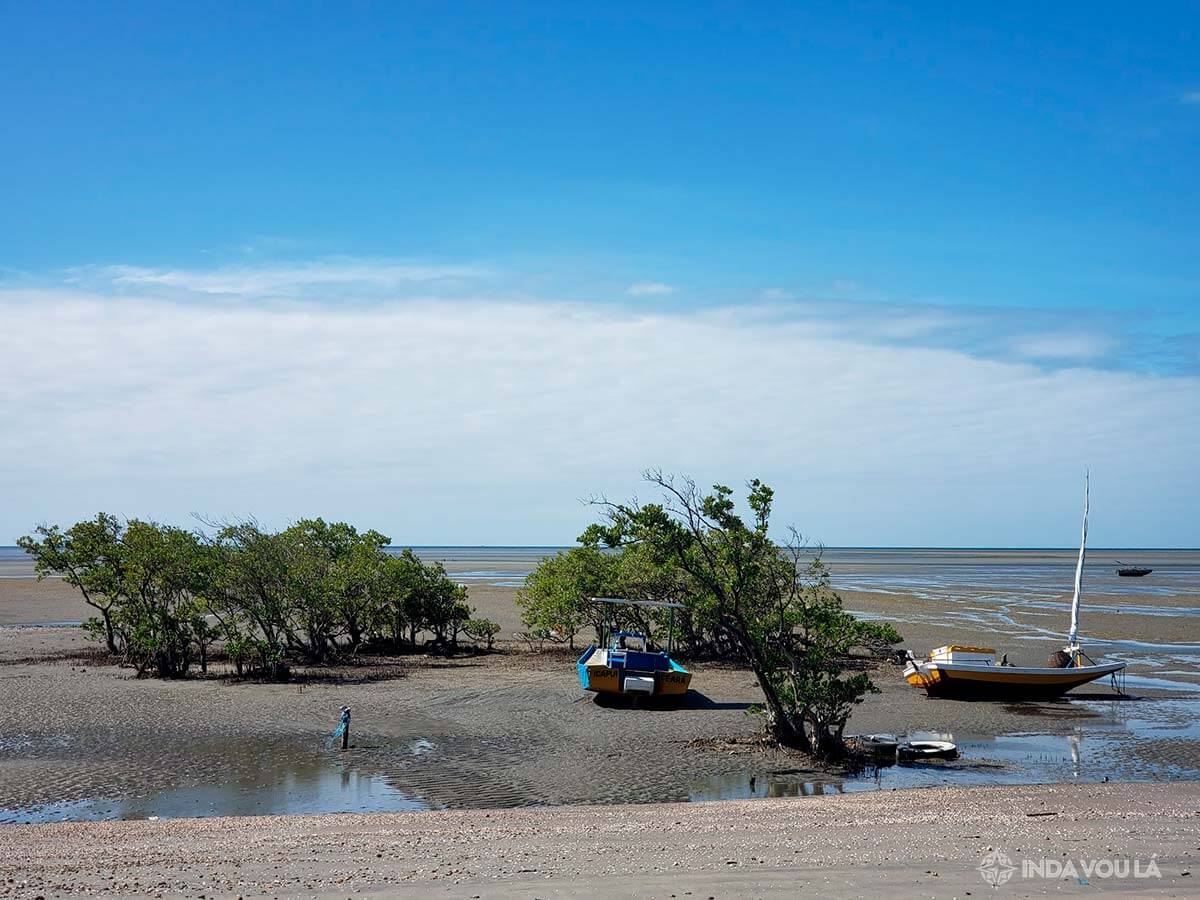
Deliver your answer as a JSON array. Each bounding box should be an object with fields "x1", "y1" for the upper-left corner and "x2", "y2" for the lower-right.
[
  {"x1": 0, "y1": 765, "x2": 422, "y2": 824},
  {"x1": 691, "y1": 697, "x2": 1200, "y2": 800}
]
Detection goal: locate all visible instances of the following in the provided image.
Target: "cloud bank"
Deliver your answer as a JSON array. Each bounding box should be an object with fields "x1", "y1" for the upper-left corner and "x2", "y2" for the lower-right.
[{"x1": 1, "y1": 262, "x2": 1196, "y2": 546}]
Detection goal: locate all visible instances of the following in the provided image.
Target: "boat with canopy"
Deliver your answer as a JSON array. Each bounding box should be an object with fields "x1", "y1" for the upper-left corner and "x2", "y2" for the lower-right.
[
  {"x1": 576, "y1": 597, "x2": 692, "y2": 698},
  {"x1": 903, "y1": 474, "x2": 1126, "y2": 700}
]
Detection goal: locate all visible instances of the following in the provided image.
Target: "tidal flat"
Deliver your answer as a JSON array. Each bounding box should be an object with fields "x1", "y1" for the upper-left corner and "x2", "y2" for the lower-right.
[{"x1": 1, "y1": 548, "x2": 1198, "y2": 821}]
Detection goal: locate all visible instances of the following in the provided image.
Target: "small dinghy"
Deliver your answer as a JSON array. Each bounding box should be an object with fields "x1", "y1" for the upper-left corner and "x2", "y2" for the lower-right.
[
  {"x1": 898, "y1": 740, "x2": 959, "y2": 762},
  {"x1": 855, "y1": 734, "x2": 899, "y2": 757}
]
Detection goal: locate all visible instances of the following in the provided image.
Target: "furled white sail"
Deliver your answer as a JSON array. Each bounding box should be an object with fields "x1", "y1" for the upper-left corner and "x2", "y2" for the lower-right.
[{"x1": 1066, "y1": 471, "x2": 1089, "y2": 648}]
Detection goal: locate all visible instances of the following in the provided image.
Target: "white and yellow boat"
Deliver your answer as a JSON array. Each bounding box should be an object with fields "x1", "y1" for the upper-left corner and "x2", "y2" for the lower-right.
[
  {"x1": 903, "y1": 644, "x2": 1124, "y2": 700},
  {"x1": 903, "y1": 474, "x2": 1126, "y2": 701}
]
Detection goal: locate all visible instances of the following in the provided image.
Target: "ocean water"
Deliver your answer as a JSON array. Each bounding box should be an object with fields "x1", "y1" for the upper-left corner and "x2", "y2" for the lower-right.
[{"x1": 413, "y1": 546, "x2": 1200, "y2": 599}]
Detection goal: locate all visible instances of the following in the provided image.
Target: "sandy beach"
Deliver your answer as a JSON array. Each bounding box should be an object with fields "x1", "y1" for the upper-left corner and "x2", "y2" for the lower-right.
[{"x1": 2, "y1": 782, "x2": 1197, "y2": 897}]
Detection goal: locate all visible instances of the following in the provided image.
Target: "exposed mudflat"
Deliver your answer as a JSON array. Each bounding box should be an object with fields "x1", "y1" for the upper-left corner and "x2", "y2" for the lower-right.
[{"x1": 1, "y1": 548, "x2": 1198, "y2": 822}]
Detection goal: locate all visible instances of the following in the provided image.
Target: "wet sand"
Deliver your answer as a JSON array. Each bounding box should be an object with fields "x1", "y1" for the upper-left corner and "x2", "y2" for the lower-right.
[
  {"x1": 3, "y1": 782, "x2": 1197, "y2": 898},
  {"x1": 0, "y1": 576, "x2": 91, "y2": 626}
]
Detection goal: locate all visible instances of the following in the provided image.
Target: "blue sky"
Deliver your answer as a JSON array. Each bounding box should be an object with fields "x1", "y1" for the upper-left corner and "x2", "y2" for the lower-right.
[{"x1": 1, "y1": 3, "x2": 1197, "y2": 545}]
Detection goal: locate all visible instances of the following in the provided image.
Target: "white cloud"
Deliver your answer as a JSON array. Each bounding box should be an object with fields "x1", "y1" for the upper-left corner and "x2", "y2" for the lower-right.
[
  {"x1": 1181, "y1": 91, "x2": 1200, "y2": 105},
  {"x1": 1012, "y1": 334, "x2": 1115, "y2": 362},
  {"x1": 1, "y1": 273, "x2": 1197, "y2": 546},
  {"x1": 627, "y1": 281, "x2": 677, "y2": 297},
  {"x1": 79, "y1": 259, "x2": 487, "y2": 297}
]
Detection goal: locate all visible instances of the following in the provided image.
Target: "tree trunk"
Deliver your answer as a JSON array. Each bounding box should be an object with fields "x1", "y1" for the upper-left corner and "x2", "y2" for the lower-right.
[
  {"x1": 100, "y1": 609, "x2": 117, "y2": 654},
  {"x1": 727, "y1": 620, "x2": 809, "y2": 751}
]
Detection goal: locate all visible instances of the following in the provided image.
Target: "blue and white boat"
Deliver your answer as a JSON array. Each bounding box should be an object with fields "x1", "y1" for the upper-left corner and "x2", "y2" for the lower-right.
[{"x1": 576, "y1": 598, "x2": 692, "y2": 698}]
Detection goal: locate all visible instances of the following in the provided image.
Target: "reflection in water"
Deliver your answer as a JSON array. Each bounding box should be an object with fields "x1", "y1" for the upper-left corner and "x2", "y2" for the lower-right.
[
  {"x1": 692, "y1": 774, "x2": 847, "y2": 801},
  {"x1": 0, "y1": 746, "x2": 426, "y2": 824}
]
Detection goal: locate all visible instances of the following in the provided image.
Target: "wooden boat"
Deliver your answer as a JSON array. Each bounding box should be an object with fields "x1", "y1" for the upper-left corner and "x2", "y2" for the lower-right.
[
  {"x1": 1116, "y1": 562, "x2": 1153, "y2": 577},
  {"x1": 576, "y1": 598, "x2": 692, "y2": 698},
  {"x1": 903, "y1": 645, "x2": 1125, "y2": 700},
  {"x1": 903, "y1": 474, "x2": 1126, "y2": 700}
]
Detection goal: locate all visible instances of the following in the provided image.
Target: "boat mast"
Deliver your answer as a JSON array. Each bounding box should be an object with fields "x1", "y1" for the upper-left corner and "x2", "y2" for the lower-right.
[{"x1": 1066, "y1": 471, "x2": 1089, "y2": 649}]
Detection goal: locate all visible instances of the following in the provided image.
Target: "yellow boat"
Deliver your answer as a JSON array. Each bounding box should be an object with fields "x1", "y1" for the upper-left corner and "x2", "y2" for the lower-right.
[
  {"x1": 903, "y1": 645, "x2": 1124, "y2": 700},
  {"x1": 903, "y1": 474, "x2": 1126, "y2": 701},
  {"x1": 576, "y1": 598, "x2": 692, "y2": 698}
]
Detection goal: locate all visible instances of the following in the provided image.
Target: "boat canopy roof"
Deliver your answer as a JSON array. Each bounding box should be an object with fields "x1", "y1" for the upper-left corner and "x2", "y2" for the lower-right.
[{"x1": 589, "y1": 596, "x2": 686, "y2": 610}]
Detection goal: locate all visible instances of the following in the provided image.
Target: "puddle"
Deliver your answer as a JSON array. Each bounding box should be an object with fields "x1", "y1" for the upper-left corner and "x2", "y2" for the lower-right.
[
  {"x1": 0, "y1": 757, "x2": 426, "y2": 824},
  {"x1": 1120, "y1": 672, "x2": 1200, "y2": 693},
  {"x1": 0, "y1": 732, "x2": 434, "y2": 824}
]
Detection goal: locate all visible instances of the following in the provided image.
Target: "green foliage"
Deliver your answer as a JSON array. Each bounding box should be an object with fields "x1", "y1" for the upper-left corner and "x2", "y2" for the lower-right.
[
  {"x1": 206, "y1": 521, "x2": 294, "y2": 678},
  {"x1": 464, "y1": 618, "x2": 501, "y2": 649},
  {"x1": 575, "y1": 471, "x2": 902, "y2": 757},
  {"x1": 20, "y1": 513, "x2": 495, "y2": 680},
  {"x1": 516, "y1": 546, "x2": 618, "y2": 649},
  {"x1": 18, "y1": 514, "x2": 128, "y2": 654},
  {"x1": 19, "y1": 516, "x2": 214, "y2": 677}
]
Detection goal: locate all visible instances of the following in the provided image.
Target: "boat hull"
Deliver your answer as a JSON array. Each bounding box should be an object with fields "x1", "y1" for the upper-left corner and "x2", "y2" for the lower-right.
[{"x1": 904, "y1": 660, "x2": 1125, "y2": 700}]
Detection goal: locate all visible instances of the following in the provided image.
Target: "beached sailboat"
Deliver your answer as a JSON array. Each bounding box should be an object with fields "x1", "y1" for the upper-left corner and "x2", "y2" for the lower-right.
[
  {"x1": 903, "y1": 475, "x2": 1126, "y2": 700},
  {"x1": 576, "y1": 598, "x2": 692, "y2": 698}
]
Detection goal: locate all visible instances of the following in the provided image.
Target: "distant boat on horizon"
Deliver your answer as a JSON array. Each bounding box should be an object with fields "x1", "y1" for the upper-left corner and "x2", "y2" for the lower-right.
[{"x1": 1115, "y1": 561, "x2": 1153, "y2": 577}]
